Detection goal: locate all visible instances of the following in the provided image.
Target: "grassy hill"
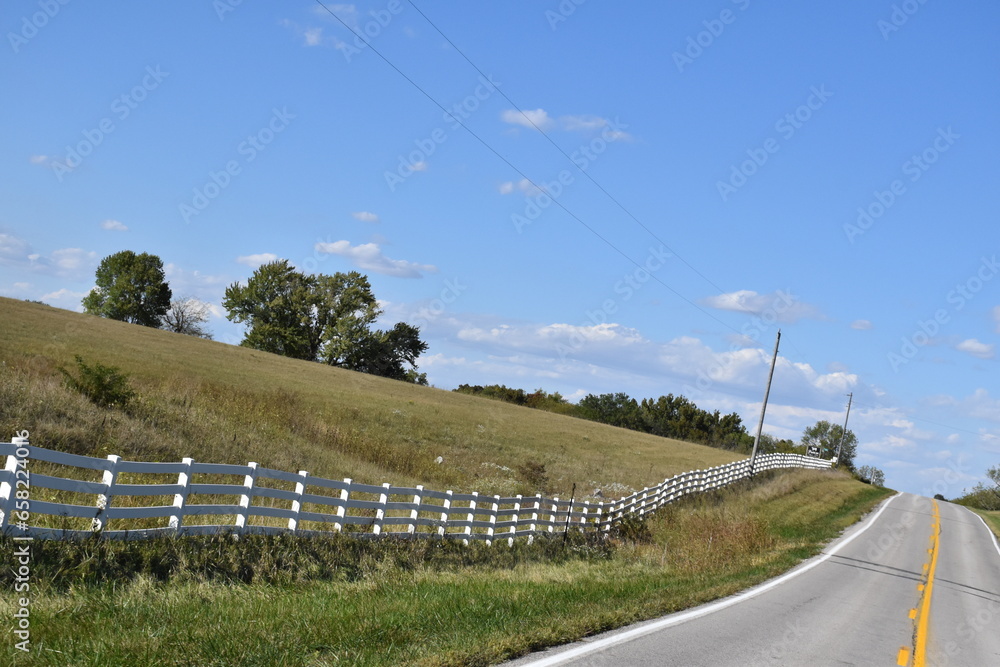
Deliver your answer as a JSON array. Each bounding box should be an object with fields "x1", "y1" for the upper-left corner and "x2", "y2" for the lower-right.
[
  {"x1": 0, "y1": 297, "x2": 895, "y2": 665},
  {"x1": 0, "y1": 297, "x2": 740, "y2": 498}
]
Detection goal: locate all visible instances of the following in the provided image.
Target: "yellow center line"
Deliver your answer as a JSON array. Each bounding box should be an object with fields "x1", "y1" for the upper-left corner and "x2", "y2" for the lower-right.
[{"x1": 913, "y1": 500, "x2": 941, "y2": 667}]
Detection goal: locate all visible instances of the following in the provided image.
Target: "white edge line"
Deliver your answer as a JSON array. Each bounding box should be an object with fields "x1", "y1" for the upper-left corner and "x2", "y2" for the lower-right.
[
  {"x1": 517, "y1": 492, "x2": 903, "y2": 667},
  {"x1": 971, "y1": 511, "x2": 1000, "y2": 560}
]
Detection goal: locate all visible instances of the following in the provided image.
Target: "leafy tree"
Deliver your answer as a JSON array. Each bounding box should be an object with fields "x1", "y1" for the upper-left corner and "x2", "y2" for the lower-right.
[
  {"x1": 801, "y1": 420, "x2": 858, "y2": 470},
  {"x1": 335, "y1": 322, "x2": 428, "y2": 383},
  {"x1": 223, "y1": 260, "x2": 428, "y2": 382},
  {"x1": 161, "y1": 296, "x2": 213, "y2": 339},
  {"x1": 856, "y1": 465, "x2": 886, "y2": 487},
  {"x1": 579, "y1": 392, "x2": 643, "y2": 430},
  {"x1": 82, "y1": 251, "x2": 171, "y2": 327}
]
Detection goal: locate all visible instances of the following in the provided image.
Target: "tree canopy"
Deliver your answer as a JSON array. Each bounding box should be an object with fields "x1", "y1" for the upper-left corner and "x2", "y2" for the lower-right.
[
  {"x1": 223, "y1": 260, "x2": 428, "y2": 383},
  {"x1": 801, "y1": 419, "x2": 858, "y2": 470},
  {"x1": 82, "y1": 250, "x2": 172, "y2": 327}
]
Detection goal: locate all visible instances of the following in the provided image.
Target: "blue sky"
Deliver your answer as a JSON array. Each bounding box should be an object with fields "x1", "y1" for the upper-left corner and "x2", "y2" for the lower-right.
[{"x1": 2, "y1": 1, "x2": 998, "y2": 497}]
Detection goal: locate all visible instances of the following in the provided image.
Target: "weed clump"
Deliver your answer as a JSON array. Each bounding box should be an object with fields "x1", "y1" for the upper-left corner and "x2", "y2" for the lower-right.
[{"x1": 59, "y1": 355, "x2": 135, "y2": 409}]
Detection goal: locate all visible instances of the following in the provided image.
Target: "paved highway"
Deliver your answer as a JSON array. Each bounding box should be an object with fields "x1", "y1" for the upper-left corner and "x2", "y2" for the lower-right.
[{"x1": 507, "y1": 494, "x2": 1000, "y2": 666}]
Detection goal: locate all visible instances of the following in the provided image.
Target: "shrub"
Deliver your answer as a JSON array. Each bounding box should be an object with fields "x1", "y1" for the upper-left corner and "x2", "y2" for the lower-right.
[{"x1": 59, "y1": 355, "x2": 136, "y2": 409}]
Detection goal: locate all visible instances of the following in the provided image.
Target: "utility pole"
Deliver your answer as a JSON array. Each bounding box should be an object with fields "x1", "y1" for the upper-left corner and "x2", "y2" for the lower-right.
[
  {"x1": 834, "y1": 392, "x2": 853, "y2": 467},
  {"x1": 749, "y1": 330, "x2": 780, "y2": 476}
]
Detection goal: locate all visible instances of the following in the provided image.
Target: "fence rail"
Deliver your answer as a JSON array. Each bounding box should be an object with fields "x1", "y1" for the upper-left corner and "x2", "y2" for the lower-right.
[{"x1": 0, "y1": 436, "x2": 833, "y2": 542}]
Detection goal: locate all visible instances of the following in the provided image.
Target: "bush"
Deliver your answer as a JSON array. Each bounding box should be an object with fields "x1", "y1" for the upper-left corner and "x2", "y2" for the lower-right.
[{"x1": 60, "y1": 355, "x2": 136, "y2": 409}]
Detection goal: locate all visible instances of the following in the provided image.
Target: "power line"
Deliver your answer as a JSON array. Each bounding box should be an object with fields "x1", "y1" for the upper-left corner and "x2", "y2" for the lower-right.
[
  {"x1": 311, "y1": 2, "x2": 999, "y2": 457},
  {"x1": 849, "y1": 399, "x2": 999, "y2": 440},
  {"x1": 405, "y1": 0, "x2": 764, "y2": 320},
  {"x1": 313, "y1": 0, "x2": 744, "y2": 335}
]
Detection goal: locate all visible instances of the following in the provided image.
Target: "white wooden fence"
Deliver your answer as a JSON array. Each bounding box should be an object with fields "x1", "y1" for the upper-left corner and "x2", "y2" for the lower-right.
[{"x1": 0, "y1": 435, "x2": 832, "y2": 542}]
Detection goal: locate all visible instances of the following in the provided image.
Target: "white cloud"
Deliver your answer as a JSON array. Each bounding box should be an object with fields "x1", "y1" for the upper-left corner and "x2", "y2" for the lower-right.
[
  {"x1": 955, "y1": 338, "x2": 994, "y2": 359},
  {"x1": 352, "y1": 211, "x2": 380, "y2": 223},
  {"x1": 498, "y1": 178, "x2": 543, "y2": 196},
  {"x1": 0, "y1": 233, "x2": 31, "y2": 262},
  {"x1": 501, "y1": 108, "x2": 553, "y2": 130},
  {"x1": 559, "y1": 115, "x2": 608, "y2": 131},
  {"x1": 304, "y1": 27, "x2": 324, "y2": 46},
  {"x1": 312, "y1": 3, "x2": 359, "y2": 27},
  {"x1": 281, "y1": 18, "x2": 345, "y2": 49},
  {"x1": 993, "y1": 306, "x2": 1000, "y2": 333},
  {"x1": 50, "y1": 248, "x2": 97, "y2": 274},
  {"x1": 236, "y1": 253, "x2": 279, "y2": 268},
  {"x1": 411, "y1": 160, "x2": 428, "y2": 172},
  {"x1": 314, "y1": 240, "x2": 437, "y2": 278},
  {"x1": 29, "y1": 155, "x2": 50, "y2": 165},
  {"x1": 0, "y1": 234, "x2": 95, "y2": 278},
  {"x1": 851, "y1": 319, "x2": 873, "y2": 330},
  {"x1": 500, "y1": 111, "x2": 632, "y2": 140},
  {"x1": 100, "y1": 219, "x2": 128, "y2": 232},
  {"x1": 701, "y1": 290, "x2": 821, "y2": 323},
  {"x1": 41, "y1": 287, "x2": 88, "y2": 306}
]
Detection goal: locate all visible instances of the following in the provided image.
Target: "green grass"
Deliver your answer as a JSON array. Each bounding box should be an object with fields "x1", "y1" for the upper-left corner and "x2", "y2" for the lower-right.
[
  {"x1": 970, "y1": 508, "x2": 1000, "y2": 539},
  {"x1": 0, "y1": 297, "x2": 739, "y2": 501},
  {"x1": 0, "y1": 299, "x2": 894, "y2": 664},
  {"x1": 0, "y1": 469, "x2": 892, "y2": 666}
]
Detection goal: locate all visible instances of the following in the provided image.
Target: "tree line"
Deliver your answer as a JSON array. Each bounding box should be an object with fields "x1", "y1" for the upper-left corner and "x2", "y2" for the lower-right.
[
  {"x1": 454, "y1": 383, "x2": 862, "y2": 469},
  {"x1": 80, "y1": 250, "x2": 429, "y2": 384}
]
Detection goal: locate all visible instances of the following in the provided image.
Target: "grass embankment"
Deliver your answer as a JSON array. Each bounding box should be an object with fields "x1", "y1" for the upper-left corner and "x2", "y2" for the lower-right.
[
  {"x1": 0, "y1": 469, "x2": 892, "y2": 666},
  {"x1": 0, "y1": 297, "x2": 738, "y2": 505},
  {"x1": 970, "y1": 509, "x2": 1000, "y2": 538}
]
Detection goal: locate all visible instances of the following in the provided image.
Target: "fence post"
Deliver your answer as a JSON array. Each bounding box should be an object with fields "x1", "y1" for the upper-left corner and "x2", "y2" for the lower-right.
[
  {"x1": 168, "y1": 458, "x2": 194, "y2": 533},
  {"x1": 527, "y1": 495, "x2": 540, "y2": 544},
  {"x1": 0, "y1": 435, "x2": 29, "y2": 534},
  {"x1": 485, "y1": 495, "x2": 499, "y2": 546},
  {"x1": 335, "y1": 478, "x2": 351, "y2": 533},
  {"x1": 508, "y1": 494, "x2": 522, "y2": 546},
  {"x1": 463, "y1": 491, "x2": 478, "y2": 545},
  {"x1": 92, "y1": 454, "x2": 120, "y2": 533},
  {"x1": 438, "y1": 490, "x2": 452, "y2": 537},
  {"x1": 548, "y1": 496, "x2": 559, "y2": 534},
  {"x1": 234, "y1": 462, "x2": 258, "y2": 535},
  {"x1": 408, "y1": 485, "x2": 423, "y2": 536},
  {"x1": 581, "y1": 501, "x2": 590, "y2": 532},
  {"x1": 372, "y1": 482, "x2": 391, "y2": 536},
  {"x1": 288, "y1": 470, "x2": 308, "y2": 533}
]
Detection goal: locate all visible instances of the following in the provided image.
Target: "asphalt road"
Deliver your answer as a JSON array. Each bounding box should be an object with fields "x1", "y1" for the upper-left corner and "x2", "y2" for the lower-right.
[{"x1": 506, "y1": 493, "x2": 1000, "y2": 666}]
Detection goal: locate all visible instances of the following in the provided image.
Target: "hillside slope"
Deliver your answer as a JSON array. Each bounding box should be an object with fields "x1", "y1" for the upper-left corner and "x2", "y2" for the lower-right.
[{"x1": 0, "y1": 297, "x2": 741, "y2": 497}]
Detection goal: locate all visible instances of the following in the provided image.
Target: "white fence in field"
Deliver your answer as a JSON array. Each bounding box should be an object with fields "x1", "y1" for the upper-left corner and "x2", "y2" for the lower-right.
[{"x1": 0, "y1": 435, "x2": 833, "y2": 542}]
